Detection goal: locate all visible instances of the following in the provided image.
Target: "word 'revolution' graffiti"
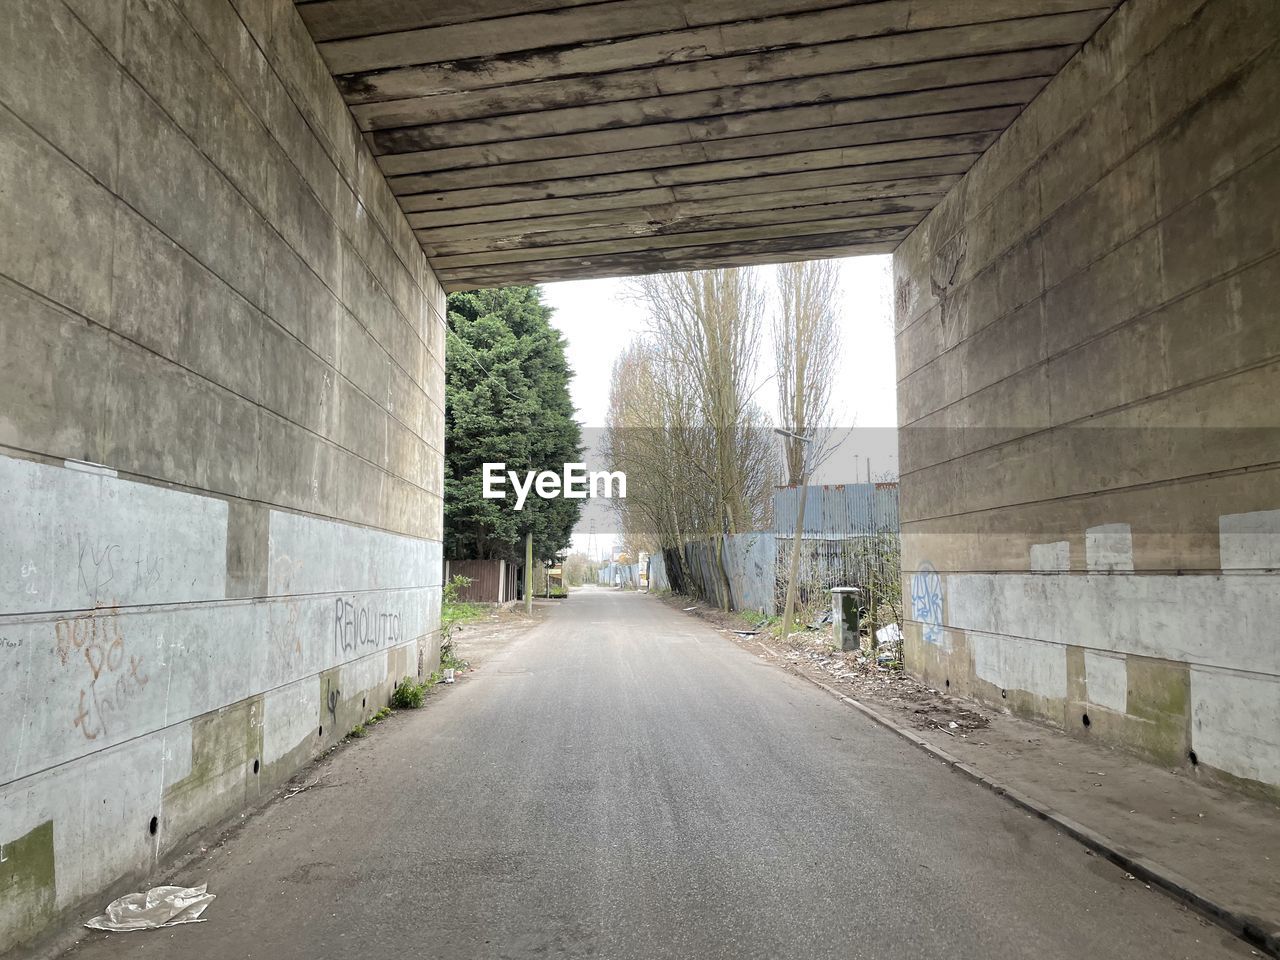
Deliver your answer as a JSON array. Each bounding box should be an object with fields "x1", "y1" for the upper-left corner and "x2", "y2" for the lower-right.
[
  {"x1": 910, "y1": 562, "x2": 945, "y2": 646},
  {"x1": 55, "y1": 611, "x2": 150, "y2": 741},
  {"x1": 333, "y1": 598, "x2": 403, "y2": 657}
]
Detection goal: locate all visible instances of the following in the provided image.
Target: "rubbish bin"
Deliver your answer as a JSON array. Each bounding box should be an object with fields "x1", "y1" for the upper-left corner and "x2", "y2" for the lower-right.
[{"x1": 830, "y1": 587, "x2": 864, "y2": 652}]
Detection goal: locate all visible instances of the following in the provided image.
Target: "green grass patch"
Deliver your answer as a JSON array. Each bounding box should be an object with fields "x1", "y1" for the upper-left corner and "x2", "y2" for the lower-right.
[
  {"x1": 390, "y1": 671, "x2": 449, "y2": 710},
  {"x1": 736, "y1": 609, "x2": 781, "y2": 633},
  {"x1": 442, "y1": 599, "x2": 486, "y2": 629},
  {"x1": 440, "y1": 575, "x2": 486, "y2": 642},
  {"x1": 440, "y1": 646, "x2": 469, "y2": 672},
  {"x1": 391, "y1": 676, "x2": 426, "y2": 709}
]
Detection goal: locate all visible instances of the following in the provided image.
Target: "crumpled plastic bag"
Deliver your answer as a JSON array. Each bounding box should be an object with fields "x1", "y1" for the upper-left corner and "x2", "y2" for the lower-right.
[
  {"x1": 875, "y1": 623, "x2": 903, "y2": 648},
  {"x1": 85, "y1": 883, "x2": 215, "y2": 932}
]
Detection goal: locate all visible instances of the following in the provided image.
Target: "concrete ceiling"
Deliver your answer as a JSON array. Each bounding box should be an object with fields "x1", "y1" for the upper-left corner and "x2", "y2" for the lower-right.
[{"x1": 295, "y1": 0, "x2": 1120, "y2": 291}]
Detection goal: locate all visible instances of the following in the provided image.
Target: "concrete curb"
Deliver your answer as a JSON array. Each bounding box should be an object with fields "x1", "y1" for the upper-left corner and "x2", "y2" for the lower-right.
[{"x1": 789, "y1": 668, "x2": 1279, "y2": 958}]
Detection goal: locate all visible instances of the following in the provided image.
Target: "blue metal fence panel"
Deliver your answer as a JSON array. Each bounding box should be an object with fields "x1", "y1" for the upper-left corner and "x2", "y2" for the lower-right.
[
  {"x1": 647, "y1": 534, "x2": 777, "y2": 614},
  {"x1": 649, "y1": 552, "x2": 670, "y2": 591},
  {"x1": 641, "y1": 487, "x2": 898, "y2": 615},
  {"x1": 773, "y1": 483, "x2": 899, "y2": 539},
  {"x1": 723, "y1": 531, "x2": 776, "y2": 614},
  {"x1": 598, "y1": 562, "x2": 641, "y2": 586}
]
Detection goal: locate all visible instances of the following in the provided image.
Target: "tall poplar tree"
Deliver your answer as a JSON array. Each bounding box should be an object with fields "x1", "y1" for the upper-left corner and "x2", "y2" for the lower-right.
[{"x1": 444, "y1": 286, "x2": 583, "y2": 563}]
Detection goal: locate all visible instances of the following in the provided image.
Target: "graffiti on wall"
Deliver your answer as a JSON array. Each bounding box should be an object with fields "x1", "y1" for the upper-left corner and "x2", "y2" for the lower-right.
[
  {"x1": 910, "y1": 562, "x2": 944, "y2": 646},
  {"x1": 333, "y1": 597, "x2": 403, "y2": 657},
  {"x1": 75, "y1": 535, "x2": 163, "y2": 606},
  {"x1": 275, "y1": 601, "x2": 304, "y2": 668},
  {"x1": 55, "y1": 610, "x2": 150, "y2": 740}
]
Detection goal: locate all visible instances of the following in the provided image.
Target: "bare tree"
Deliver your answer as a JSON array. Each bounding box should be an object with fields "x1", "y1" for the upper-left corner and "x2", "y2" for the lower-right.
[
  {"x1": 603, "y1": 341, "x2": 702, "y2": 598},
  {"x1": 604, "y1": 269, "x2": 779, "y2": 608},
  {"x1": 773, "y1": 259, "x2": 842, "y2": 639},
  {"x1": 774, "y1": 259, "x2": 843, "y2": 482},
  {"x1": 634, "y1": 269, "x2": 775, "y2": 533}
]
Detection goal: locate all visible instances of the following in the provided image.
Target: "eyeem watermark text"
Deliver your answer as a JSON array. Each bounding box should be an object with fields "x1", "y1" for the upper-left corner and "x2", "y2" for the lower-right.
[{"x1": 483, "y1": 462, "x2": 626, "y2": 511}]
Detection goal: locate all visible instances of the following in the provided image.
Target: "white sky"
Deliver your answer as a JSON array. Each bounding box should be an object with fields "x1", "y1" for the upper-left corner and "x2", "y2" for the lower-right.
[{"x1": 540, "y1": 256, "x2": 899, "y2": 557}]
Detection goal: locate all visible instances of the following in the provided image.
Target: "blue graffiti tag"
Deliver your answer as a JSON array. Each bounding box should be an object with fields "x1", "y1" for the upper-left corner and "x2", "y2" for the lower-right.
[{"x1": 910, "y1": 562, "x2": 944, "y2": 645}]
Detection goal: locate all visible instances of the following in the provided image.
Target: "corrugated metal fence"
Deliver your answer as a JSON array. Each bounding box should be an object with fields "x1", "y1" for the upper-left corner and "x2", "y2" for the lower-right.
[
  {"x1": 646, "y1": 483, "x2": 900, "y2": 616},
  {"x1": 774, "y1": 482, "x2": 900, "y2": 609},
  {"x1": 774, "y1": 483, "x2": 899, "y2": 539},
  {"x1": 597, "y1": 562, "x2": 641, "y2": 587},
  {"x1": 648, "y1": 532, "x2": 776, "y2": 614}
]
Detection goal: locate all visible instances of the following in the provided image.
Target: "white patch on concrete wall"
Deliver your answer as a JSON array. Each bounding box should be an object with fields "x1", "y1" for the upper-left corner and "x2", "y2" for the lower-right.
[
  {"x1": 1, "y1": 619, "x2": 431, "y2": 917},
  {"x1": 0, "y1": 626, "x2": 32, "y2": 779},
  {"x1": 1030, "y1": 540, "x2": 1070, "y2": 572},
  {"x1": 161, "y1": 720, "x2": 194, "y2": 788},
  {"x1": 1190, "y1": 668, "x2": 1280, "y2": 786},
  {"x1": 267, "y1": 510, "x2": 442, "y2": 596},
  {"x1": 263, "y1": 587, "x2": 438, "y2": 689},
  {"x1": 5, "y1": 586, "x2": 438, "y2": 785},
  {"x1": 1085, "y1": 523, "x2": 1133, "y2": 572},
  {"x1": 0, "y1": 453, "x2": 228, "y2": 614},
  {"x1": 3, "y1": 603, "x2": 245, "y2": 783},
  {"x1": 970, "y1": 631, "x2": 1068, "y2": 699},
  {"x1": 262, "y1": 678, "x2": 318, "y2": 766},
  {"x1": 1219, "y1": 509, "x2": 1280, "y2": 571},
  {"x1": 341, "y1": 655, "x2": 386, "y2": 697},
  {"x1": 1084, "y1": 651, "x2": 1127, "y2": 712},
  {"x1": 946, "y1": 572, "x2": 1280, "y2": 676},
  {"x1": 0, "y1": 730, "x2": 169, "y2": 912},
  {"x1": 0, "y1": 617, "x2": 433, "y2": 929},
  {"x1": 62, "y1": 459, "x2": 117, "y2": 478}
]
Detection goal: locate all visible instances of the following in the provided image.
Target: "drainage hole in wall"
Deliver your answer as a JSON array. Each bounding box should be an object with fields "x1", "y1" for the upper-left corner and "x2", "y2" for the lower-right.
[
  {"x1": 1001, "y1": 689, "x2": 1007, "y2": 699},
  {"x1": 944, "y1": 679, "x2": 950, "y2": 689},
  {"x1": 148, "y1": 816, "x2": 158, "y2": 837},
  {"x1": 318, "y1": 725, "x2": 323, "y2": 738},
  {"x1": 253, "y1": 759, "x2": 260, "y2": 775},
  {"x1": 362, "y1": 696, "x2": 367, "y2": 709},
  {"x1": 1189, "y1": 750, "x2": 1198, "y2": 766},
  {"x1": 1081, "y1": 712, "x2": 1091, "y2": 728}
]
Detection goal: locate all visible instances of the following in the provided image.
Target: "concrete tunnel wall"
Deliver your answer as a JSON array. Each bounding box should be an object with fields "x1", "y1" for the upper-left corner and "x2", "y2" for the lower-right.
[
  {"x1": 0, "y1": 0, "x2": 445, "y2": 950},
  {"x1": 894, "y1": 0, "x2": 1279, "y2": 800}
]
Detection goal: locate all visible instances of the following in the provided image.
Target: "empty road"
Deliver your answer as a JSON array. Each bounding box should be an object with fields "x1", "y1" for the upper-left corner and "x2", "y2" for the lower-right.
[{"x1": 65, "y1": 588, "x2": 1250, "y2": 960}]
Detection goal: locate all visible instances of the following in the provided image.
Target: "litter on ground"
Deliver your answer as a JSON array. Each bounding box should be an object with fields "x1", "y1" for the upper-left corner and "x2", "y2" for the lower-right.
[{"x1": 85, "y1": 884, "x2": 215, "y2": 932}]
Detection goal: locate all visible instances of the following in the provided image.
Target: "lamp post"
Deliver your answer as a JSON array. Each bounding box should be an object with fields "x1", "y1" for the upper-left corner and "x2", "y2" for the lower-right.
[{"x1": 775, "y1": 428, "x2": 813, "y2": 646}]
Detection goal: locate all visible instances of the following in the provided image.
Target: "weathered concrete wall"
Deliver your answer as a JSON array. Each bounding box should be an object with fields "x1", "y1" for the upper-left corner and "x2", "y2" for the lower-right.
[
  {"x1": 0, "y1": 0, "x2": 445, "y2": 949},
  {"x1": 894, "y1": 0, "x2": 1280, "y2": 799}
]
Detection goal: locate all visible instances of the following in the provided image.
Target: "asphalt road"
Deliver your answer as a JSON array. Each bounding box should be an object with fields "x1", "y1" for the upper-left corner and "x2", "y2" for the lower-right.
[{"x1": 64, "y1": 588, "x2": 1252, "y2": 960}]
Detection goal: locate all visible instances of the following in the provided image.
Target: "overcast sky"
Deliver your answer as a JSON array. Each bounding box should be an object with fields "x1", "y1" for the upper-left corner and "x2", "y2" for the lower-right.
[{"x1": 540, "y1": 255, "x2": 899, "y2": 556}]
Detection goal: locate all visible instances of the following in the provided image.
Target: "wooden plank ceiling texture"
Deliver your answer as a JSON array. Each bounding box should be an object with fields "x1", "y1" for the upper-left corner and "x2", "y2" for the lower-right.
[{"x1": 295, "y1": 0, "x2": 1119, "y2": 290}]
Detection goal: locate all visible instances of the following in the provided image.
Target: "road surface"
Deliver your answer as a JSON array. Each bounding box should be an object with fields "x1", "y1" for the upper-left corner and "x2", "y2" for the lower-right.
[{"x1": 65, "y1": 588, "x2": 1251, "y2": 960}]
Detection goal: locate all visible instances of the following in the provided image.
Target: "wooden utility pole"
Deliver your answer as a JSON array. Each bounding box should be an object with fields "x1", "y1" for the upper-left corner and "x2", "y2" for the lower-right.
[{"x1": 524, "y1": 531, "x2": 533, "y2": 615}]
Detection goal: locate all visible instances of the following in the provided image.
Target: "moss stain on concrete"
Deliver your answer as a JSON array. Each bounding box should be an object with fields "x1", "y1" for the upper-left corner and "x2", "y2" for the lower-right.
[
  {"x1": 163, "y1": 697, "x2": 265, "y2": 842},
  {"x1": 0, "y1": 820, "x2": 56, "y2": 947}
]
